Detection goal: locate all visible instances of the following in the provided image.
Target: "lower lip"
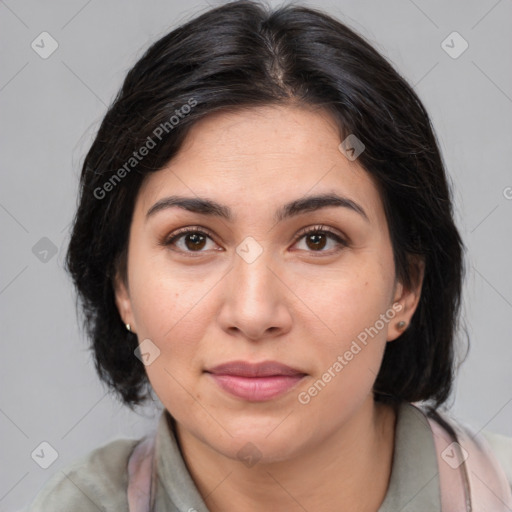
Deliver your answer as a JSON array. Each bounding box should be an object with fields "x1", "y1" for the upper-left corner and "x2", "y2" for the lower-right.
[{"x1": 207, "y1": 373, "x2": 305, "y2": 401}]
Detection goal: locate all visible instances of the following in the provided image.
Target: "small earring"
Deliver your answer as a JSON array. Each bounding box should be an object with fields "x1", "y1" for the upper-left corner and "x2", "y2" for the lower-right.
[
  {"x1": 397, "y1": 321, "x2": 406, "y2": 330},
  {"x1": 125, "y1": 323, "x2": 131, "y2": 332}
]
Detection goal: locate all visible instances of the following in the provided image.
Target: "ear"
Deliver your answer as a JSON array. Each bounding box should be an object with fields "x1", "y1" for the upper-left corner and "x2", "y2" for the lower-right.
[
  {"x1": 387, "y1": 255, "x2": 425, "y2": 342},
  {"x1": 113, "y1": 270, "x2": 136, "y2": 334}
]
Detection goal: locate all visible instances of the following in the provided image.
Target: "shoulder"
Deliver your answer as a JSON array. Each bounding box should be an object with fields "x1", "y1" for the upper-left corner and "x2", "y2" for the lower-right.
[
  {"x1": 410, "y1": 403, "x2": 512, "y2": 493},
  {"x1": 24, "y1": 437, "x2": 140, "y2": 512},
  {"x1": 439, "y1": 410, "x2": 512, "y2": 491},
  {"x1": 481, "y1": 429, "x2": 512, "y2": 487}
]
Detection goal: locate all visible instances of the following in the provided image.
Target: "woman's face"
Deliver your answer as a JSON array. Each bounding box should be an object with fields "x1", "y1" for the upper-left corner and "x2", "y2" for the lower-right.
[{"x1": 115, "y1": 105, "x2": 421, "y2": 463}]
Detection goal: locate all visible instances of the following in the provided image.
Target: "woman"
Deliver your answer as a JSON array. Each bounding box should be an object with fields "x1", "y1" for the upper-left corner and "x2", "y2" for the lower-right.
[{"x1": 25, "y1": 1, "x2": 512, "y2": 511}]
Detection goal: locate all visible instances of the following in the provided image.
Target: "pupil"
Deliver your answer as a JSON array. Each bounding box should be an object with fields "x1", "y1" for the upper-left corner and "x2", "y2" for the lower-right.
[
  {"x1": 307, "y1": 233, "x2": 326, "y2": 250},
  {"x1": 186, "y1": 233, "x2": 206, "y2": 250}
]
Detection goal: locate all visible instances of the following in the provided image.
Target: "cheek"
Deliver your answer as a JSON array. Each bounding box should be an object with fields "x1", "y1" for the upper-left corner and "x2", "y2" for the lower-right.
[
  {"x1": 293, "y1": 257, "x2": 394, "y2": 345},
  {"x1": 299, "y1": 287, "x2": 392, "y2": 415},
  {"x1": 128, "y1": 256, "x2": 220, "y2": 383},
  {"x1": 129, "y1": 267, "x2": 210, "y2": 411},
  {"x1": 131, "y1": 281, "x2": 177, "y2": 339},
  {"x1": 292, "y1": 257, "x2": 394, "y2": 408},
  {"x1": 128, "y1": 252, "x2": 200, "y2": 339}
]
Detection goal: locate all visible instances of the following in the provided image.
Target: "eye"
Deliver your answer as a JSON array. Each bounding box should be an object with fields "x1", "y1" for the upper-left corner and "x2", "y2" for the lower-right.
[
  {"x1": 292, "y1": 225, "x2": 348, "y2": 253},
  {"x1": 162, "y1": 227, "x2": 219, "y2": 254}
]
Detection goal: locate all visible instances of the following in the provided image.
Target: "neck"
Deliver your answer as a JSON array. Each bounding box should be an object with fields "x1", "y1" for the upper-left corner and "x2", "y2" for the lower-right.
[{"x1": 173, "y1": 397, "x2": 398, "y2": 512}]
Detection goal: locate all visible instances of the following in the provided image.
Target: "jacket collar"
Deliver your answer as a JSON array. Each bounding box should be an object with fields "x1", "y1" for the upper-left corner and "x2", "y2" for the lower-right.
[{"x1": 377, "y1": 401, "x2": 441, "y2": 511}]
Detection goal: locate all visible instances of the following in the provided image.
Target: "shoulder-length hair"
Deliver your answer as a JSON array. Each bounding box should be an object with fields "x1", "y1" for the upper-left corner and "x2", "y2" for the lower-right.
[{"x1": 66, "y1": 0, "x2": 466, "y2": 411}]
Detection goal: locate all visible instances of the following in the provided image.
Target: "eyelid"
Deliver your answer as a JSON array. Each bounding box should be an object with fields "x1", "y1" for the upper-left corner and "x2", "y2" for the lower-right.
[
  {"x1": 161, "y1": 225, "x2": 220, "y2": 249},
  {"x1": 165, "y1": 225, "x2": 216, "y2": 241},
  {"x1": 294, "y1": 224, "x2": 347, "y2": 242}
]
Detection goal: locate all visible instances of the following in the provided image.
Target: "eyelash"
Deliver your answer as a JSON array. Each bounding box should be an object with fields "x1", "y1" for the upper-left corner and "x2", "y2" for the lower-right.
[{"x1": 161, "y1": 225, "x2": 348, "y2": 256}]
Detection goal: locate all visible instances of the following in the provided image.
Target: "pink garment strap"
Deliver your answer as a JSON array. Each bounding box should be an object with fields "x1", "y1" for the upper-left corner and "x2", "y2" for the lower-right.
[
  {"x1": 127, "y1": 435, "x2": 157, "y2": 512},
  {"x1": 424, "y1": 408, "x2": 512, "y2": 511}
]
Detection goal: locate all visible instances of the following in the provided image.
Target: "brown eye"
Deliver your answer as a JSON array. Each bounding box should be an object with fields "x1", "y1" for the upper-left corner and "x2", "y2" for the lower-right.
[
  {"x1": 164, "y1": 228, "x2": 217, "y2": 253},
  {"x1": 294, "y1": 226, "x2": 347, "y2": 253},
  {"x1": 182, "y1": 232, "x2": 207, "y2": 251},
  {"x1": 305, "y1": 232, "x2": 328, "y2": 251}
]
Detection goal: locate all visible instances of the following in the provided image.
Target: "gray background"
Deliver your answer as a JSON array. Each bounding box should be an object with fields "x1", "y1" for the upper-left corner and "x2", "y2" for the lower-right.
[{"x1": 1, "y1": 0, "x2": 511, "y2": 510}]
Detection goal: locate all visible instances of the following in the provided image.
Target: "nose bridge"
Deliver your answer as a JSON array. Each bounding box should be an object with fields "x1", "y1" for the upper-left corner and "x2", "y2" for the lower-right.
[{"x1": 230, "y1": 236, "x2": 278, "y2": 302}]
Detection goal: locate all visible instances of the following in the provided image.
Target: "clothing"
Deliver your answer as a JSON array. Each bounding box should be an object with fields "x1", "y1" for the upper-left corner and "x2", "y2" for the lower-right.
[{"x1": 24, "y1": 401, "x2": 512, "y2": 511}]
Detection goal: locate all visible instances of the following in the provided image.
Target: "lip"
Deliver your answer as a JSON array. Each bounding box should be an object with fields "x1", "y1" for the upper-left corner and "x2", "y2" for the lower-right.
[
  {"x1": 206, "y1": 360, "x2": 305, "y2": 377},
  {"x1": 205, "y1": 360, "x2": 307, "y2": 402}
]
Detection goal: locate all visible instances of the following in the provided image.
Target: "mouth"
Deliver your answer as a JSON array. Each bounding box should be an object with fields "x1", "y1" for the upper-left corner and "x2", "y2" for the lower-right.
[{"x1": 204, "y1": 360, "x2": 307, "y2": 402}]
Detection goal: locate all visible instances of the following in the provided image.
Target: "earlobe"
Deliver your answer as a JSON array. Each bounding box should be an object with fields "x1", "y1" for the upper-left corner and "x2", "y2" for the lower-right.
[
  {"x1": 113, "y1": 271, "x2": 135, "y2": 332},
  {"x1": 387, "y1": 256, "x2": 425, "y2": 342}
]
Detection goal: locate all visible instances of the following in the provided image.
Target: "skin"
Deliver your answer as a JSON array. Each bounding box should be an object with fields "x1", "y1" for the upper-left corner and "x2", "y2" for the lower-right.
[{"x1": 114, "y1": 104, "x2": 424, "y2": 512}]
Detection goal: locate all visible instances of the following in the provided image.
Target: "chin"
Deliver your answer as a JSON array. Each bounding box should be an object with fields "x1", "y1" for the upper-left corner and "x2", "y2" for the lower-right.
[
  {"x1": 211, "y1": 423, "x2": 306, "y2": 463},
  {"x1": 221, "y1": 436, "x2": 301, "y2": 466}
]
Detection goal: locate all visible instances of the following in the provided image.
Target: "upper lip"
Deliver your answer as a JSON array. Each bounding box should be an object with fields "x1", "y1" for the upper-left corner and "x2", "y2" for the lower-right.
[{"x1": 205, "y1": 360, "x2": 306, "y2": 377}]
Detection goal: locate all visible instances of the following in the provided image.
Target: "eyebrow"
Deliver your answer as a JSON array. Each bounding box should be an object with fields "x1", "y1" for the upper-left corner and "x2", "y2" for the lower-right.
[{"x1": 146, "y1": 192, "x2": 370, "y2": 224}]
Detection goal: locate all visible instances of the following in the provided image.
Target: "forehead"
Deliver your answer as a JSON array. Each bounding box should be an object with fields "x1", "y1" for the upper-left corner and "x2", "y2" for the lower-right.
[{"x1": 135, "y1": 105, "x2": 384, "y2": 226}]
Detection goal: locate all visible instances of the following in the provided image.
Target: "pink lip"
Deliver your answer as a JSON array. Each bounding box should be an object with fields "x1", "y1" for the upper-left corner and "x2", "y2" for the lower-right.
[
  {"x1": 207, "y1": 374, "x2": 305, "y2": 401},
  {"x1": 205, "y1": 360, "x2": 307, "y2": 401}
]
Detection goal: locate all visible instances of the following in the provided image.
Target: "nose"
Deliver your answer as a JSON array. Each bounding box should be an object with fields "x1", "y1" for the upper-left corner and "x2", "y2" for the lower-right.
[{"x1": 216, "y1": 245, "x2": 293, "y2": 341}]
